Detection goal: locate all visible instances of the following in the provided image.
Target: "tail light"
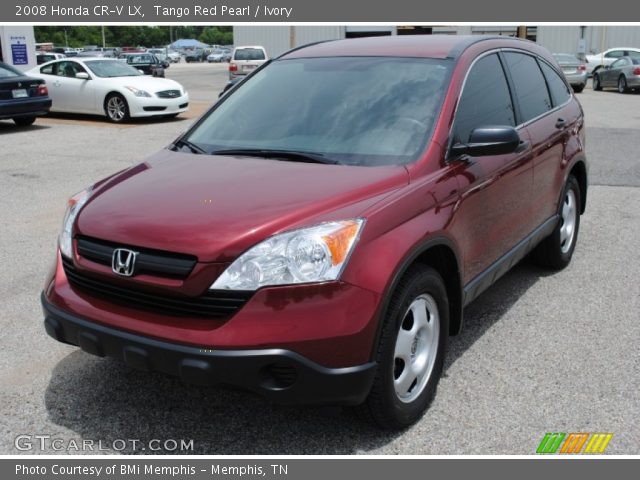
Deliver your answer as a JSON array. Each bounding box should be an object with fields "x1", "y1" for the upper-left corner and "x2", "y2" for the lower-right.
[
  {"x1": 633, "y1": 67, "x2": 640, "y2": 75},
  {"x1": 578, "y1": 64, "x2": 587, "y2": 72},
  {"x1": 37, "y1": 84, "x2": 48, "y2": 96},
  {"x1": 229, "y1": 63, "x2": 237, "y2": 72}
]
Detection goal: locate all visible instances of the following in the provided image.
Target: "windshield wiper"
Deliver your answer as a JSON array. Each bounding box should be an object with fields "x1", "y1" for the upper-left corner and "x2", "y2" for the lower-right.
[
  {"x1": 173, "y1": 138, "x2": 206, "y2": 155},
  {"x1": 210, "y1": 149, "x2": 339, "y2": 165}
]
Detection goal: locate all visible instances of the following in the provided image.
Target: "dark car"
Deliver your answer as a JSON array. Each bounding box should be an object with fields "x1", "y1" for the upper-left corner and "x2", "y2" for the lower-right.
[
  {"x1": 593, "y1": 55, "x2": 640, "y2": 93},
  {"x1": 0, "y1": 62, "x2": 51, "y2": 126},
  {"x1": 123, "y1": 54, "x2": 165, "y2": 77},
  {"x1": 42, "y1": 36, "x2": 587, "y2": 428},
  {"x1": 185, "y1": 49, "x2": 208, "y2": 63}
]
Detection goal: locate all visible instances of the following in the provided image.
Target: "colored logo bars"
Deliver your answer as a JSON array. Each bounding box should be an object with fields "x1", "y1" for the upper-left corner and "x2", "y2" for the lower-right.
[{"x1": 537, "y1": 433, "x2": 613, "y2": 454}]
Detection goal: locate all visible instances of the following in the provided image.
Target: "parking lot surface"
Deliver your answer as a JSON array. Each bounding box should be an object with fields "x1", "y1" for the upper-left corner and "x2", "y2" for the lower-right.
[{"x1": 0, "y1": 66, "x2": 638, "y2": 454}]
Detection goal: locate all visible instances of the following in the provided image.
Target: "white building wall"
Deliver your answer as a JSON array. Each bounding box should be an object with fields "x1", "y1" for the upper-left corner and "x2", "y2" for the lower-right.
[
  {"x1": 233, "y1": 26, "x2": 345, "y2": 58},
  {"x1": 536, "y1": 26, "x2": 640, "y2": 55},
  {"x1": 0, "y1": 26, "x2": 37, "y2": 71}
]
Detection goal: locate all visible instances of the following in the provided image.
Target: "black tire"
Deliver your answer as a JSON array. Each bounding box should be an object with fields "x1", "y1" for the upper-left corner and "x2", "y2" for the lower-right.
[
  {"x1": 357, "y1": 265, "x2": 449, "y2": 429},
  {"x1": 618, "y1": 75, "x2": 629, "y2": 94},
  {"x1": 572, "y1": 84, "x2": 585, "y2": 93},
  {"x1": 532, "y1": 175, "x2": 581, "y2": 270},
  {"x1": 13, "y1": 116, "x2": 36, "y2": 126},
  {"x1": 104, "y1": 93, "x2": 130, "y2": 123},
  {"x1": 593, "y1": 74, "x2": 602, "y2": 91}
]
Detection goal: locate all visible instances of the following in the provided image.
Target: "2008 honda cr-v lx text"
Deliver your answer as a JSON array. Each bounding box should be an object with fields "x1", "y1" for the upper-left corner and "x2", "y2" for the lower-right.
[{"x1": 42, "y1": 35, "x2": 587, "y2": 429}]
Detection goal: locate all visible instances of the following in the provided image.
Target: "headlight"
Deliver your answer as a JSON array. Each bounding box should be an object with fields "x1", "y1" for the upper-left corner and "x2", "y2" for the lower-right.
[
  {"x1": 211, "y1": 219, "x2": 365, "y2": 291},
  {"x1": 124, "y1": 86, "x2": 151, "y2": 97},
  {"x1": 59, "y1": 187, "x2": 92, "y2": 259}
]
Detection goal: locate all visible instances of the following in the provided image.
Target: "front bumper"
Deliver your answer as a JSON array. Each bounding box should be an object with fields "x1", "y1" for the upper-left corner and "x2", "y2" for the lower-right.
[
  {"x1": 42, "y1": 293, "x2": 376, "y2": 405},
  {"x1": 128, "y1": 93, "x2": 189, "y2": 118}
]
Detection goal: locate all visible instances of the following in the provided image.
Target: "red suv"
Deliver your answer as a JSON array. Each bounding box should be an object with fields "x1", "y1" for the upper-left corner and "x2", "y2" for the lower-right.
[{"x1": 42, "y1": 36, "x2": 587, "y2": 428}]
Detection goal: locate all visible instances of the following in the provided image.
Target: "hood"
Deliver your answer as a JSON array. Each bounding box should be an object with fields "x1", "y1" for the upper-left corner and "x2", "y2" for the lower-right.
[
  {"x1": 77, "y1": 149, "x2": 408, "y2": 262},
  {"x1": 106, "y1": 76, "x2": 183, "y2": 93}
]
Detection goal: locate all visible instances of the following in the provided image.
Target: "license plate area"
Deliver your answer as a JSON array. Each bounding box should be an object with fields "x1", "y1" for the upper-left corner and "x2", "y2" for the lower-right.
[{"x1": 12, "y1": 89, "x2": 28, "y2": 98}]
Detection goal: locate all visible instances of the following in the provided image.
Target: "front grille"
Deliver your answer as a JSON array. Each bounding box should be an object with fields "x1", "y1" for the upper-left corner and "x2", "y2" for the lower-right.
[
  {"x1": 156, "y1": 89, "x2": 181, "y2": 98},
  {"x1": 62, "y1": 257, "x2": 251, "y2": 318},
  {"x1": 143, "y1": 106, "x2": 167, "y2": 112},
  {"x1": 77, "y1": 236, "x2": 196, "y2": 279}
]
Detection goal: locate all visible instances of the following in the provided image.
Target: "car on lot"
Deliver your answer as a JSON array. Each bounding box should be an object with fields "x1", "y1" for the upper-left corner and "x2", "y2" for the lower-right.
[
  {"x1": 36, "y1": 52, "x2": 65, "y2": 65},
  {"x1": 185, "y1": 49, "x2": 207, "y2": 63},
  {"x1": 42, "y1": 36, "x2": 587, "y2": 428},
  {"x1": 593, "y1": 56, "x2": 640, "y2": 93},
  {"x1": 229, "y1": 46, "x2": 268, "y2": 79},
  {"x1": 585, "y1": 47, "x2": 640, "y2": 76},
  {"x1": 207, "y1": 50, "x2": 228, "y2": 63},
  {"x1": 27, "y1": 58, "x2": 188, "y2": 123},
  {"x1": 552, "y1": 53, "x2": 588, "y2": 92},
  {"x1": 167, "y1": 50, "x2": 181, "y2": 63},
  {"x1": 123, "y1": 53, "x2": 166, "y2": 77},
  {"x1": 0, "y1": 61, "x2": 51, "y2": 126}
]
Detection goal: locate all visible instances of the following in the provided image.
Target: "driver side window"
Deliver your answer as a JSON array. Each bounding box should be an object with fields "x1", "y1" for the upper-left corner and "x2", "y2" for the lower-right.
[
  {"x1": 453, "y1": 53, "x2": 516, "y2": 144},
  {"x1": 56, "y1": 61, "x2": 87, "y2": 79}
]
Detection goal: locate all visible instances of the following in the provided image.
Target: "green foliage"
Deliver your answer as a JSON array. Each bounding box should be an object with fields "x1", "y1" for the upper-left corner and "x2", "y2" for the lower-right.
[{"x1": 34, "y1": 26, "x2": 233, "y2": 48}]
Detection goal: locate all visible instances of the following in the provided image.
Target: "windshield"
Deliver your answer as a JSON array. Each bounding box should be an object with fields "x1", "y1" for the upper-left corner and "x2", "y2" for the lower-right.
[
  {"x1": 553, "y1": 54, "x2": 580, "y2": 63},
  {"x1": 85, "y1": 60, "x2": 142, "y2": 78},
  {"x1": 186, "y1": 57, "x2": 451, "y2": 166}
]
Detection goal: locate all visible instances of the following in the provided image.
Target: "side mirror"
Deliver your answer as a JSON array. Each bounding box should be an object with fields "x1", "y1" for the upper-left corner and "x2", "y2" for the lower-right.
[
  {"x1": 449, "y1": 126, "x2": 521, "y2": 158},
  {"x1": 604, "y1": 65, "x2": 611, "y2": 70},
  {"x1": 75, "y1": 72, "x2": 90, "y2": 80}
]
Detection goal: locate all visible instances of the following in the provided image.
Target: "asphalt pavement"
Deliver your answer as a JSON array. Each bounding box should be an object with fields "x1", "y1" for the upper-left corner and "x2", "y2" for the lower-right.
[{"x1": 0, "y1": 65, "x2": 638, "y2": 454}]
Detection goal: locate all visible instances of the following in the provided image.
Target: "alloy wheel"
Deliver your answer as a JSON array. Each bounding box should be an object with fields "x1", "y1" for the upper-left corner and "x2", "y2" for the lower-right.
[
  {"x1": 560, "y1": 189, "x2": 577, "y2": 254},
  {"x1": 107, "y1": 96, "x2": 126, "y2": 122}
]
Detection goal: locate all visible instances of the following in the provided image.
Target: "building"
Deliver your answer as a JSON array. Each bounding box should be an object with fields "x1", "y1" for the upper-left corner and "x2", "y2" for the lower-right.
[
  {"x1": 233, "y1": 25, "x2": 640, "y2": 58},
  {"x1": 0, "y1": 26, "x2": 37, "y2": 70}
]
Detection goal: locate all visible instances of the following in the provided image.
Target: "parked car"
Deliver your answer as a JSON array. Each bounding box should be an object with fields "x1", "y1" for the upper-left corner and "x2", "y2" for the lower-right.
[
  {"x1": 185, "y1": 49, "x2": 207, "y2": 63},
  {"x1": 229, "y1": 46, "x2": 268, "y2": 79},
  {"x1": 27, "y1": 58, "x2": 188, "y2": 123},
  {"x1": 207, "y1": 50, "x2": 227, "y2": 63},
  {"x1": 37, "y1": 52, "x2": 65, "y2": 65},
  {"x1": 0, "y1": 61, "x2": 51, "y2": 126},
  {"x1": 41, "y1": 36, "x2": 587, "y2": 428},
  {"x1": 593, "y1": 55, "x2": 640, "y2": 93},
  {"x1": 167, "y1": 50, "x2": 181, "y2": 63},
  {"x1": 123, "y1": 53, "x2": 166, "y2": 77},
  {"x1": 585, "y1": 47, "x2": 640, "y2": 76},
  {"x1": 552, "y1": 53, "x2": 588, "y2": 92}
]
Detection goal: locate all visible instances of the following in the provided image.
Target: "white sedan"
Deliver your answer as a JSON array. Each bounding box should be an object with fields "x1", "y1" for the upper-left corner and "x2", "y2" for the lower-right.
[
  {"x1": 27, "y1": 58, "x2": 189, "y2": 123},
  {"x1": 585, "y1": 47, "x2": 640, "y2": 75}
]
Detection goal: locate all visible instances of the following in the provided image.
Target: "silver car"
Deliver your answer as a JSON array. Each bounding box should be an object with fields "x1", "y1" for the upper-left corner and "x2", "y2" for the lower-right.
[
  {"x1": 229, "y1": 46, "x2": 268, "y2": 80},
  {"x1": 552, "y1": 53, "x2": 588, "y2": 93},
  {"x1": 593, "y1": 56, "x2": 640, "y2": 93}
]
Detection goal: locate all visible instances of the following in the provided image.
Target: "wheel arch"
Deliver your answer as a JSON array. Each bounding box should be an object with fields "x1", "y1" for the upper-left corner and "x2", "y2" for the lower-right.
[
  {"x1": 370, "y1": 237, "x2": 464, "y2": 362},
  {"x1": 569, "y1": 159, "x2": 588, "y2": 214}
]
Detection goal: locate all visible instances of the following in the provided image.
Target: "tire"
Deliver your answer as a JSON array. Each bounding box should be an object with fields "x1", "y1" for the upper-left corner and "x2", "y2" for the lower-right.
[
  {"x1": 532, "y1": 175, "x2": 581, "y2": 270},
  {"x1": 357, "y1": 265, "x2": 449, "y2": 429},
  {"x1": 13, "y1": 116, "x2": 36, "y2": 126},
  {"x1": 104, "y1": 93, "x2": 130, "y2": 123},
  {"x1": 572, "y1": 84, "x2": 585, "y2": 93},
  {"x1": 618, "y1": 75, "x2": 629, "y2": 94},
  {"x1": 593, "y1": 74, "x2": 602, "y2": 91}
]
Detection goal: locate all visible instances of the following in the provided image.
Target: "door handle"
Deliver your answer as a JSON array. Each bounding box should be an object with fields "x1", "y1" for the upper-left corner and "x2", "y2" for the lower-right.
[
  {"x1": 555, "y1": 118, "x2": 568, "y2": 129},
  {"x1": 515, "y1": 140, "x2": 530, "y2": 153}
]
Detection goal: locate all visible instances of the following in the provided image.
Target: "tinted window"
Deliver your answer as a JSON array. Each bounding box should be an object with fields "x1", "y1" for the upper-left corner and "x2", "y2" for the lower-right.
[
  {"x1": 234, "y1": 48, "x2": 266, "y2": 61},
  {"x1": 0, "y1": 64, "x2": 21, "y2": 78},
  {"x1": 187, "y1": 57, "x2": 451, "y2": 166},
  {"x1": 611, "y1": 58, "x2": 630, "y2": 68},
  {"x1": 539, "y1": 61, "x2": 571, "y2": 107},
  {"x1": 629, "y1": 51, "x2": 640, "y2": 59},
  {"x1": 605, "y1": 50, "x2": 624, "y2": 58},
  {"x1": 56, "y1": 61, "x2": 87, "y2": 78},
  {"x1": 453, "y1": 54, "x2": 515, "y2": 143},
  {"x1": 40, "y1": 63, "x2": 54, "y2": 75},
  {"x1": 503, "y1": 52, "x2": 552, "y2": 123},
  {"x1": 553, "y1": 54, "x2": 580, "y2": 64}
]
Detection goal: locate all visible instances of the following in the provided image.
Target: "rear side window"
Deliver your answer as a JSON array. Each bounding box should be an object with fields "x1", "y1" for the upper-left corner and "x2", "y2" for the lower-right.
[
  {"x1": 453, "y1": 53, "x2": 515, "y2": 143},
  {"x1": 539, "y1": 61, "x2": 571, "y2": 107},
  {"x1": 503, "y1": 52, "x2": 552, "y2": 123},
  {"x1": 234, "y1": 48, "x2": 266, "y2": 61}
]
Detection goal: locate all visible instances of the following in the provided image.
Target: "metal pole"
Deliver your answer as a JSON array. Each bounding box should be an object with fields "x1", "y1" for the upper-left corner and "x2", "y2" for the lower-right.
[{"x1": 101, "y1": 26, "x2": 106, "y2": 48}]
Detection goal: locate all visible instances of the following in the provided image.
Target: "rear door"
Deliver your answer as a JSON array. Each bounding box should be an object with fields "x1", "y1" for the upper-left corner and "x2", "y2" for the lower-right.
[{"x1": 448, "y1": 52, "x2": 534, "y2": 284}]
